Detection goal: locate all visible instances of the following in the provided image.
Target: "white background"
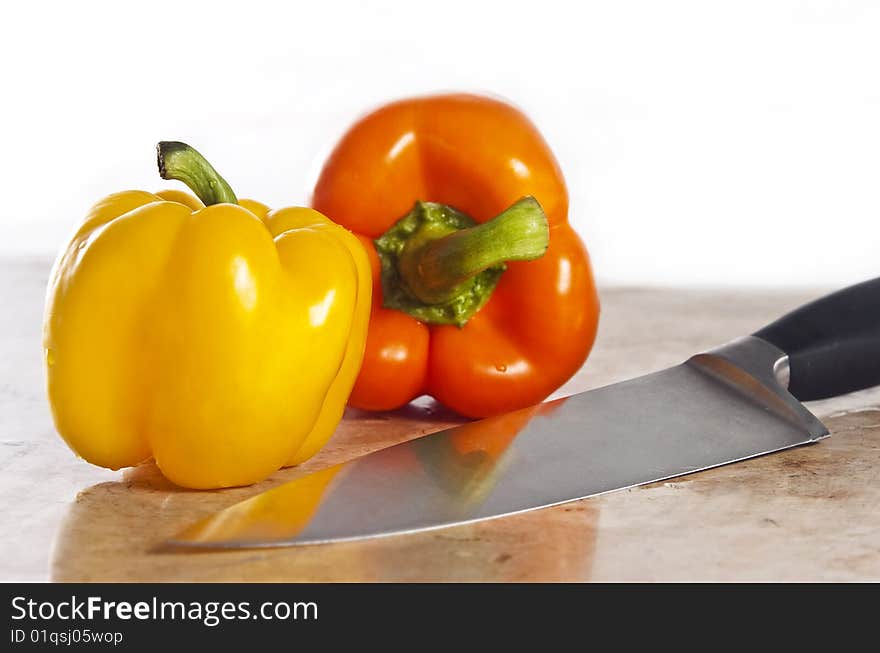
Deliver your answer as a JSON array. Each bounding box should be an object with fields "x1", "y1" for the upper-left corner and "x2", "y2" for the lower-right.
[{"x1": 3, "y1": 0, "x2": 878, "y2": 287}]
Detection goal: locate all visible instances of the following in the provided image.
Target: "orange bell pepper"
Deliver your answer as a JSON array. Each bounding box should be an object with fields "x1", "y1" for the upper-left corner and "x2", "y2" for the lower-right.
[{"x1": 313, "y1": 93, "x2": 600, "y2": 418}]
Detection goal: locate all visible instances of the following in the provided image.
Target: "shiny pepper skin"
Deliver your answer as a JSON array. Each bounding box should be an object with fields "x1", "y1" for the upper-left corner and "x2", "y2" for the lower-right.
[
  {"x1": 44, "y1": 188, "x2": 371, "y2": 489},
  {"x1": 312, "y1": 94, "x2": 600, "y2": 418}
]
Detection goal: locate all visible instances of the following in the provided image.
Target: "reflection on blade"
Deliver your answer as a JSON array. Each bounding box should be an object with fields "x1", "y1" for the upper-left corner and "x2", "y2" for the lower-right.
[
  {"x1": 169, "y1": 403, "x2": 546, "y2": 548},
  {"x1": 169, "y1": 352, "x2": 828, "y2": 549},
  {"x1": 412, "y1": 401, "x2": 560, "y2": 508},
  {"x1": 173, "y1": 464, "x2": 344, "y2": 547}
]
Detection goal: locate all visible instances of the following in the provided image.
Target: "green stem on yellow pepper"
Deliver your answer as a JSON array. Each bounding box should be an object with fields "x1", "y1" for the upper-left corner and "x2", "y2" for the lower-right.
[
  {"x1": 156, "y1": 141, "x2": 238, "y2": 206},
  {"x1": 375, "y1": 197, "x2": 550, "y2": 327}
]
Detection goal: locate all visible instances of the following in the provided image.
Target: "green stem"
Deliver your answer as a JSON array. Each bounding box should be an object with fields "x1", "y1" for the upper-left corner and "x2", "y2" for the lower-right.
[
  {"x1": 400, "y1": 197, "x2": 548, "y2": 304},
  {"x1": 375, "y1": 197, "x2": 550, "y2": 326},
  {"x1": 156, "y1": 141, "x2": 238, "y2": 205}
]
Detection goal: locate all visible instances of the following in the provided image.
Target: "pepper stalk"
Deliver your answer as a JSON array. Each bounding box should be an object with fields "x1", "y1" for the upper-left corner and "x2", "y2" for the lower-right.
[
  {"x1": 376, "y1": 197, "x2": 550, "y2": 326},
  {"x1": 156, "y1": 141, "x2": 238, "y2": 206}
]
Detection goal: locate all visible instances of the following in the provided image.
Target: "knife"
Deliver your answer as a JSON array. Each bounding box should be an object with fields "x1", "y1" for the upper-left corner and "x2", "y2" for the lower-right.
[{"x1": 167, "y1": 278, "x2": 880, "y2": 549}]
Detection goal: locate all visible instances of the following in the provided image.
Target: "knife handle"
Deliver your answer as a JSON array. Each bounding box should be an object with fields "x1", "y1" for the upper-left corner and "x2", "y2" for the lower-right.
[{"x1": 754, "y1": 277, "x2": 880, "y2": 401}]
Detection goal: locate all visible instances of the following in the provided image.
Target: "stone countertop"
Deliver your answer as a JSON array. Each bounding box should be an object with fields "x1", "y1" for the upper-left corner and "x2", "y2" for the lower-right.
[{"x1": 2, "y1": 258, "x2": 878, "y2": 581}]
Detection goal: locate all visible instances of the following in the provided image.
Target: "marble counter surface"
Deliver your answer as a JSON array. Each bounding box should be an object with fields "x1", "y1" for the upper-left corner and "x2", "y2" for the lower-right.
[{"x1": 2, "y1": 258, "x2": 878, "y2": 581}]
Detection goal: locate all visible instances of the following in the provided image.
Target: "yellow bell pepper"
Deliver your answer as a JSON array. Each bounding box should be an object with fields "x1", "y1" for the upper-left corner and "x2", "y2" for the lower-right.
[{"x1": 43, "y1": 142, "x2": 371, "y2": 489}]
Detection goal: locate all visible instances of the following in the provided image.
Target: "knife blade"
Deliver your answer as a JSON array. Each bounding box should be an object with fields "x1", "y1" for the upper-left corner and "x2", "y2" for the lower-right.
[{"x1": 167, "y1": 277, "x2": 880, "y2": 549}]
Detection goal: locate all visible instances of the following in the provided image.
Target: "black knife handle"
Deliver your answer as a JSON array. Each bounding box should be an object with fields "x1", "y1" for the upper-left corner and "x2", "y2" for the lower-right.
[{"x1": 754, "y1": 277, "x2": 880, "y2": 401}]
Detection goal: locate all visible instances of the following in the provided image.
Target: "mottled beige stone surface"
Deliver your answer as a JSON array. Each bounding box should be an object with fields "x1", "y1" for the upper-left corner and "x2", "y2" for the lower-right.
[{"x1": 1, "y1": 258, "x2": 878, "y2": 581}]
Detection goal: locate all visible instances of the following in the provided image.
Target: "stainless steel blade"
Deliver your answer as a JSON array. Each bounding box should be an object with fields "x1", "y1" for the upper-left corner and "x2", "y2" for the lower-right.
[{"x1": 167, "y1": 336, "x2": 828, "y2": 549}]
